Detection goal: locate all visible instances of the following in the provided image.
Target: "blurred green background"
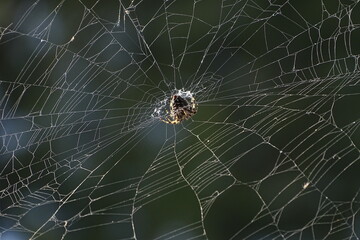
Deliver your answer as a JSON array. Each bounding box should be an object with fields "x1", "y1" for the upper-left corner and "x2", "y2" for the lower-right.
[{"x1": 1, "y1": 0, "x2": 360, "y2": 239}]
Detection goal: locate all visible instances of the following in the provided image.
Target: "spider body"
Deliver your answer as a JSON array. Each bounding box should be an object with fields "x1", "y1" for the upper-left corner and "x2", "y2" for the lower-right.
[{"x1": 160, "y1": 92, "x2": 197, "y2": 124}]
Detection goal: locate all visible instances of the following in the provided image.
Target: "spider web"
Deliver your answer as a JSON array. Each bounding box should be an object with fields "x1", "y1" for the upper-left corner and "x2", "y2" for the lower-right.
[{"x1": 1, "y1": 0, "x2": 360, "y2": 239}]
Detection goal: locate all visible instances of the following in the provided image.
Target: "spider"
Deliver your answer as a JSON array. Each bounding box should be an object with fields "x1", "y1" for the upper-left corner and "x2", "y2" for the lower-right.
[{"x1": 160, "y1": 93, "x2": 197, "y2": 124}]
